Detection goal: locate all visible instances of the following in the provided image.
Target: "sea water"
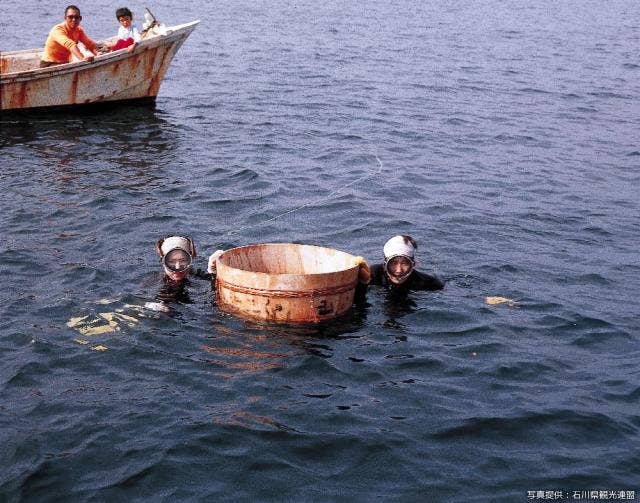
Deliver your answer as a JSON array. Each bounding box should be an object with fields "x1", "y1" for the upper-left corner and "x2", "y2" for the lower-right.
[{"x1": 1, "y1": 0, "x2": 639, "y2": 501}]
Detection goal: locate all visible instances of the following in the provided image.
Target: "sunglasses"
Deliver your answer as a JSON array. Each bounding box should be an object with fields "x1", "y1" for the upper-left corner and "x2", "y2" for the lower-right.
[{"x1": 66, "y1": 15, "x2": 82, "y2": 20}]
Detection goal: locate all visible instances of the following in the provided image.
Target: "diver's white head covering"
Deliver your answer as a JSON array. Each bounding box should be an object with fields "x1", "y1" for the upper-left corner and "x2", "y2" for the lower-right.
[
  {"x1": 159, "y1": 236, "x2": 196, "y2": 257},
  {"x1": 383, "y1": 235, "x2": 417, "y2": 284},
  {"x1": 156, "y1": 236, "x2": 196, "y2": 277},
  {"x1": 383, "y1": 235, "x2": 416, "y2": 262}
]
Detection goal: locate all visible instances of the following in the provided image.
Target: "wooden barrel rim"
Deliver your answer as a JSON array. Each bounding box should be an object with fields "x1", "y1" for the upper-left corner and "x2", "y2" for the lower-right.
[{"x1": 216, "y1": 277, "x2": 359, "y2": 299}]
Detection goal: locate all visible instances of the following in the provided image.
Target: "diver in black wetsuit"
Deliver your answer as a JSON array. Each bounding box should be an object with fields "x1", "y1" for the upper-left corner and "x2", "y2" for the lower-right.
[
  {"x1": 355, "y1": 235, "x2": 444, "y2": 299},
  {"x1": 153, "y1": 236, "x2": 222, "y2": 304}
]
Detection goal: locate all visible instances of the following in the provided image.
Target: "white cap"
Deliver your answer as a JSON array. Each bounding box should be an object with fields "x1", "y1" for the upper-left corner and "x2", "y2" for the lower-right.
[
  {"x1": 383, "y1": 235, "x2": 416, "y2": 261},
  {"x1": 160, "y1": 236, "x2": 194, "y2": 256}
]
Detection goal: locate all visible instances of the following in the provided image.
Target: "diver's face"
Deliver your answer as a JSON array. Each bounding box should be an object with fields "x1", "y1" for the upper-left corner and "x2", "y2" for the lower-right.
[
  {"x1": 386, "y1": 256, "x2": 413, "y2": 284},
  {"x1": 163, "y1": 249, "x2": 191, "y2": 282},
  {"x1": 165, "y1": 251, "x2": 190, "y2": 271}
]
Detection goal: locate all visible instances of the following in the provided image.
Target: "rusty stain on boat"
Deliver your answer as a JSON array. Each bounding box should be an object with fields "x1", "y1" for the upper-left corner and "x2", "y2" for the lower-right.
[
  {"x1": 0, "y1": 20, "x2": 198, "y2": 111},
  {"x1": 70, "y1": 71, "x2": 79, "y2": 102},
  {"x1": 148, "y1": 47, "x2": 170, "y2": 96}
]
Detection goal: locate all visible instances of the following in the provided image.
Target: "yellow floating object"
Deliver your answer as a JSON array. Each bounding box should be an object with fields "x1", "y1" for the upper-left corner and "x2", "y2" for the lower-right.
[
  {"x1": 113, "y1": 313, "x2": 139, "y2": 324},
  {"x1": 68, "y1": 302, "x2": 147, "y2": 339},
  {"x1": 91, "y1": 345, "x2": 108, "y2": 351},
  {"x1": 74, "y1": 338, "x2": 89, "y2": 345},
  {"x1": 77, "y1": 323, "x2": 119, "y2": 336},
  {"x1": 96, "y1": 298, "x2": 118, "y2": 305},
  {"x1": 67, "y1": 312, "x2": 120, "y2": 336},
  {"x1": 67, "y1": 316, "x2": 89, "y2": 328},
  {"x1": 485, "y1": 296, "x2": 516, "y2": 306}
]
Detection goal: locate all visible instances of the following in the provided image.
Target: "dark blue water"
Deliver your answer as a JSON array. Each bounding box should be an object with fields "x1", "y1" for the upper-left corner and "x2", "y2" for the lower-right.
[{"x1": 1, "y1": 0, "x2": 639, "y2": 501}]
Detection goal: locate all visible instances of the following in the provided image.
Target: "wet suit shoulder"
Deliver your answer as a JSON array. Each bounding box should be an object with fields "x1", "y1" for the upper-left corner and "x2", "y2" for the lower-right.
[
  {"x1": 190, "y1": 267, "x2": 214, "y2": 281},
  {"x1": 368, "y1": 263, "x2": 444, "y2": 291},
  {"x1": 154, "y1": 269, "x2": 214, "y2": 304},
  {"x1": 407, "y1": 269, "x2": 444, "y2": 291},
  {"x1": 353, "y1": 264, "x2": 387, "y2": 303},
  {"x1": 369, "y1": 263, "x2": 386, "y2": 286}
]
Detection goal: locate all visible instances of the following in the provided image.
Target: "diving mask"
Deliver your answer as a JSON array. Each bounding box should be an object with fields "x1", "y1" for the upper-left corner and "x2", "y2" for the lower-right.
[
  {"x1": 384, "y1": 255, "x2": 415, "y2": 283},
  {"x1": 163, "y1": 248, "x2": 192, "y2": 273}
]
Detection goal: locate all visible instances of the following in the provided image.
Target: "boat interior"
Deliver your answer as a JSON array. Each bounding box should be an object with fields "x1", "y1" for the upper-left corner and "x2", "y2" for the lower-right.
[
  {"x1": 0, "y1": 22, "x2": 171, "y2": 75},
  {"x1": 0, "y1": 50, "x2": 44, "y2": 74},
  {"x1": 1, "y1": 36, "x2": 146, "y2": 75}
]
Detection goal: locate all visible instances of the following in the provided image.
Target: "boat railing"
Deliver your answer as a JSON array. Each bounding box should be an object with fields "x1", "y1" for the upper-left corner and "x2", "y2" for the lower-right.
[{"x1": 0, "y1": 20, "x2": 199, "y2": 78}]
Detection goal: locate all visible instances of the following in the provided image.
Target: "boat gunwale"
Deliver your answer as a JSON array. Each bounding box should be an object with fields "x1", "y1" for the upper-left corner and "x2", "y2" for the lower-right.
[{"x1": 0, "y1": 20, "x2": 199, "y2": 83}]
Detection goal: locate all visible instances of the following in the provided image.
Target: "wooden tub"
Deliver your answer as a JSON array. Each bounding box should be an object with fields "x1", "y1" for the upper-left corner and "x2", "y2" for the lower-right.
[{"x1": 215, "y1": 243, "x2": 360, "y2": 323}]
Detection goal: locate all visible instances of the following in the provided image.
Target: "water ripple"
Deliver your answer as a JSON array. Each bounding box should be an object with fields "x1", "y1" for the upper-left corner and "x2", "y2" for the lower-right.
[{"x1": 1, "y1": 0, "x2": 639, "y2": 499}]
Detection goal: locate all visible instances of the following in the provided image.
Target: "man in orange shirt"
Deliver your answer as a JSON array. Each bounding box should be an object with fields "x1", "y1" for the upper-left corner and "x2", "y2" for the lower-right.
[{"x1": 40, "y1": 5, "x2": 99, "y2": 68}]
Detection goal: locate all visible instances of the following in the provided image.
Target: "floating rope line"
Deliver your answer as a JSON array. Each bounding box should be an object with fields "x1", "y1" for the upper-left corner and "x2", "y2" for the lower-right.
[
  {"x1": 207, "y1": 155, "x2": 442, "y2": 282},
  {"x1": 215, "y1": 155, "x2": 384, "y2": 242}
]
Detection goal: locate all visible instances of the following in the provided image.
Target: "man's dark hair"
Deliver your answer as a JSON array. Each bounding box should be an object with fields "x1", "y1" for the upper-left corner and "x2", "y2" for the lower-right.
[
  {"x1": 65, "y1": 5, "x2": 81, "y2": 16},
  {"x1": 116, "y1": 7, "x2": 133, "y2": 19}
]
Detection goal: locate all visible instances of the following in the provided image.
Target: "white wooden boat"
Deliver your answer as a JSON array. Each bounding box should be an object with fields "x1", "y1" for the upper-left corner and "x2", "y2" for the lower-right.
[{"x1": 0, "y1": 20, "x2": 199, "y2": 111}]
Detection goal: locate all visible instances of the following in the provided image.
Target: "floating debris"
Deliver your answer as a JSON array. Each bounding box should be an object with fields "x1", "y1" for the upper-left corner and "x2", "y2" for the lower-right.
[
  {"x1": 95, "y1": 298, "x2": 119, "y2": 305},
  {"x1": 67, "y1": 316, "x2": 89, "y2": 327},
  {"x1": 485, "y1": 296, "x2": 517, "y2": 307},
  {"x1": 144, "y1": 302, "x2": 171, "y2": 312},
  {"x1": 67, "y1": 306, "x2": 142, "y2": 336},
  {"x1": 67, "y1": 315, "x2": 119, "y2": 335}
]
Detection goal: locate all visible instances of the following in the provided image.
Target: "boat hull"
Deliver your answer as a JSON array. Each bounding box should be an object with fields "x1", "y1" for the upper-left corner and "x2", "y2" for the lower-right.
[{"x1": 0, "y1": 21, "x2": 198, "y2": 111}]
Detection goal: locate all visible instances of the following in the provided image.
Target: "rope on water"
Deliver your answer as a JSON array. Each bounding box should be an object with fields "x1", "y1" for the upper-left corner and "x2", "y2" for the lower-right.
[{"x1": 214, "y1": 155, "x2": 384, "y2": 243}]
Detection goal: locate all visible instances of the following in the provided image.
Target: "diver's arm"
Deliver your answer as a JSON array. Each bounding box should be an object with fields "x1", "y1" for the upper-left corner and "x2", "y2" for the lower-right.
[
  {"x1": 413, "y1": 270, "x2": 445, "y2": 291},
  {"x1": 367, "y1": 264, "x2": 385, "y2": 286},
  {"x1": 189, "y1": 249, "x2": 225, "y2": 282},
  {"x1": 190, "y1": 268, "x2": 214, "y2": 281},
  {"x1": 353, "y1": 280, "x2": 368, "y2": 304}
]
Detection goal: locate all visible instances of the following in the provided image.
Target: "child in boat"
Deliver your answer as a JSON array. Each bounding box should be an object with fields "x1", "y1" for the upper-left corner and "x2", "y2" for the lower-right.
[{"x1": 111, "y1": 7, "x2": 141, "y2": 52}]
